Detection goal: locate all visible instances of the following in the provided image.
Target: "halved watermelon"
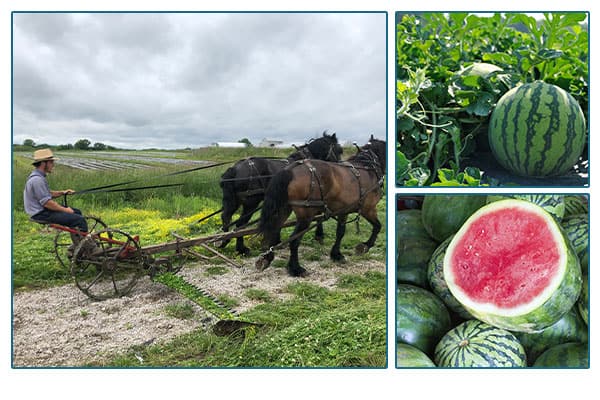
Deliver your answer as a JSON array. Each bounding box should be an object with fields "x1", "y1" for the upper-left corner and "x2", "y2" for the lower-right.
[{"x1": 443, "y1": 199, "x2": 582, "y2": 333}]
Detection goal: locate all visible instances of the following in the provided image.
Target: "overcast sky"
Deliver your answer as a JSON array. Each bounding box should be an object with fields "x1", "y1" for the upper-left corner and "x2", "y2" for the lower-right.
[{"x1": 12, "y1": 12, "x2": 386, "y2": 149}]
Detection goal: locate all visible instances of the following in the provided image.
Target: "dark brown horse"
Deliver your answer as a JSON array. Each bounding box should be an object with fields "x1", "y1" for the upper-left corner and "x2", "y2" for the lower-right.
[
  {"x1": 219, "y1": 131, "x2": 343, "y2": 255},
  {"x1": 257, "y1": 136, "x2": 386, "y2": 277}
]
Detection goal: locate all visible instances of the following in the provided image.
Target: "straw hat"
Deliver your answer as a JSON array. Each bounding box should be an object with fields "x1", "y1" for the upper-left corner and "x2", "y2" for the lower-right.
[{"x1": 32, "y1": 148, "x2": 59, "y2": 164}]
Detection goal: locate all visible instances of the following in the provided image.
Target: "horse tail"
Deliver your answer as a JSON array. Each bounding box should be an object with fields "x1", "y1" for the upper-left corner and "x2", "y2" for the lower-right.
[
  {"x1": 259, "y1": 169, "x2": 293, "y2": 246},
  {"x1": 220, "y1": 167, "x2": 239, "y2": 228}
]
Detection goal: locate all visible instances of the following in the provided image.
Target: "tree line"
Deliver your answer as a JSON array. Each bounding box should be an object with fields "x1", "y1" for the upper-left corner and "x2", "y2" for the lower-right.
[{"x1": 17, "y1": 138, "x2": 118, "y2": 151}]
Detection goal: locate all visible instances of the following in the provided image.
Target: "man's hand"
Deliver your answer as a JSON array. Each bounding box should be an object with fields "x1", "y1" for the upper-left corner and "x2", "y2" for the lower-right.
[
  {"x1": 51, "y1": 189, "x2": 75, "y2": 198},
  {"x1": 44, "y1": 199, "x2": 74, "y2": 213}
]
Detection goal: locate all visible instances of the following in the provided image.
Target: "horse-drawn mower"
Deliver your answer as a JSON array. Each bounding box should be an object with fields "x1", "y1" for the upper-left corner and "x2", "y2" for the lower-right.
[{"x1": 39, "y1": 215, "x2": 270, "y2": 334}]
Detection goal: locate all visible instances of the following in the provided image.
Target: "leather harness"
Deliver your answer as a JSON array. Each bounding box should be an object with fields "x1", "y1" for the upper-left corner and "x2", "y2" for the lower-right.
[{"x1": 287, "y1": 149, "x2": 384, "y2": 218}]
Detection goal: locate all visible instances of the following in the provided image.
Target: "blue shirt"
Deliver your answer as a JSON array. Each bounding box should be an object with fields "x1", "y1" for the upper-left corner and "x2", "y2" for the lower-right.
[{"x1": 24, "y1": 169, "x2": 52, "y2": 217}]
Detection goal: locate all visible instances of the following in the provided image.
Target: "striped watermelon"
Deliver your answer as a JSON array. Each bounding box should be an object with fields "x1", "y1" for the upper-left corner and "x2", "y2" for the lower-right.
[
  {"x1": 396, "y1": 209, "x2": 431, "y2": 240},
  {"x1": 563, "y1": 195, "x2": 588, "y2": 218},
  {"x1": 444, "y1": 199, "x2": 582, "y2": 333},
  {"x1": 396, "y1": 284, "x2": 451, "y2": 356},
  {"x1": 397, "y1": 209, "x2": 439, "y2": 288},
  {"x1": 578, "y1": 275, "x2": 588, "y2": 325},
  {"x1": 434, "y1": 319, "x2": 527, "y2": 367},
  {"x1": 488, "y1": 81, "x2": 586, "y2": 177},
  {"x1": 561, "y1": 215, "x2": 588, "y2": 269},
  {"x1": 396, "y1": 343, "x2": 436, "y2": 367},
  {"x1": 397, "y1": 237, "x2": 438, "y2": 288},
  {"x1": 486, "y1": 194, "x2": 565, "y2": 222},
  {"x1": 514, "y1": 308, "x2": 588, "y2": 365},
  {"x1": 421, "y1": 195, "x2": 486, "y2": 242},
  {"x1": 427, "y1": 236, "x2": 472, "y2": 319},
  {"x1": 533, "y1": 342, "x2": 589, "y2": 368}
]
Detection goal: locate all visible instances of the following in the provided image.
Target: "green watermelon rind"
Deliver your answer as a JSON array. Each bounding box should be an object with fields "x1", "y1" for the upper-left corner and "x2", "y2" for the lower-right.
[
  {"x1": 532, "y1": 342, "x2": 589, "y2": 368},
  {"x1": 396, "y1": 343, "x2": 436, "y2": 368},
  {"x1": 434, "y1": 319, "x2": 527, "y2": 368},
  {"x1": 488, "y1": 81, "x2": 586, "y2": 178},
  {"x1": 427, "y1": 235, "x2": 472, "y2": 319},
  {"x1": 444, "y1": 199, "x2": 582, "y2": 333}
]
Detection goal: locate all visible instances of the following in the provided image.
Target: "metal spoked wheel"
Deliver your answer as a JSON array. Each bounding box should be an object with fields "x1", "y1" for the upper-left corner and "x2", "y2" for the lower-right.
[
  {"x1": 53, "y1": 215, "x2": 108, "y2": 269},
  {"x1": 70, "y1": 228, "x2": 146, "y2": 300}
]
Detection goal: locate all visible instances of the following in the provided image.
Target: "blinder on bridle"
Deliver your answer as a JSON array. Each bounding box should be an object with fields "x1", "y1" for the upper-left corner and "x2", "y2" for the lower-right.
[
  {"x1": 326, "y1": 142, "x2": 343, "y2": 162},
  {"x1": 295, "y1": 133, "x2": 342, "y2": 162}
]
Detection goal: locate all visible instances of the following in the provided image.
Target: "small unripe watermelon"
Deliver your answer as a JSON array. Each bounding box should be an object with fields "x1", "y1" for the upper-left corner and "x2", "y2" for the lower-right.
[
  {"x1": 457, "y1": 62, "x2": 503, "y2": 79},
  {"x1": 488, "y1": 81, "x2": 586, "y2": 177}
]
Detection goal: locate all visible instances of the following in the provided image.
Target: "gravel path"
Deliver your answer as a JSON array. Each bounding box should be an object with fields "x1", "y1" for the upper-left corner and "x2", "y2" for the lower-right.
[{"x1": 12, "y1": 257, "x2": 385, "y2": 367}]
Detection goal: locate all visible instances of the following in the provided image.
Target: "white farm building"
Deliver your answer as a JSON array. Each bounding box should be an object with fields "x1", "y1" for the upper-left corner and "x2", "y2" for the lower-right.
[{"x1": 211, "y1": 142, "x2": 247, "y2": 148}]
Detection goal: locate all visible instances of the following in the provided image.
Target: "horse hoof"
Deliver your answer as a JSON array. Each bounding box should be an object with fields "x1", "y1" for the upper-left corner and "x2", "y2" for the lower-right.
[
  {"x1": 331, "y1": 254, "x2": 346, "y2": 264},
  {"x1": 355, "y1": 243, "x2": 369, "y2": 255},
  {"x1": 289, "y1": 267, "x2": 308, "y2": 277}
]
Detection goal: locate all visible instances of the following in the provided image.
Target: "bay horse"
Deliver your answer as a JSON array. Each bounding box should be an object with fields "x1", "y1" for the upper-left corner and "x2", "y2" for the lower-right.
[
  {"x1": 257, "y1": 136, "x2": 386, "y2": 277},
  {"x1": 219, "y1": 131, "x2": 343, "y2": 255}
]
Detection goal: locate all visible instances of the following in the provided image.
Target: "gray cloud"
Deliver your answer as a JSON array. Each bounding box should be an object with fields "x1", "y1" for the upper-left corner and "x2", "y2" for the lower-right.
[{"x1": 13, "y1": 12, "x2": 386, "y2": 149}]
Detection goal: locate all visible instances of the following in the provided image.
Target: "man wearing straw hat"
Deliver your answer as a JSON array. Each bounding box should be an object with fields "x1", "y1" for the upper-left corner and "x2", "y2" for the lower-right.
[{"x1": 24, "y1": 149, "x2": 88, "y2": 247}]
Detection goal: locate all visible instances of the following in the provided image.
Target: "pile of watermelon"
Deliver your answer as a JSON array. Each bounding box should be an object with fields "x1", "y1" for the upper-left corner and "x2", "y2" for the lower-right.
[{"x1": 396, "y1": 195, "x2": 589, "y2": 368}]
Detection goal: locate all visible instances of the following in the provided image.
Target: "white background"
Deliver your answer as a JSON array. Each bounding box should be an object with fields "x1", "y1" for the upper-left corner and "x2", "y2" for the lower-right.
[{"x1": 3, "y1": 0, "x2": 596, "y2": 399}]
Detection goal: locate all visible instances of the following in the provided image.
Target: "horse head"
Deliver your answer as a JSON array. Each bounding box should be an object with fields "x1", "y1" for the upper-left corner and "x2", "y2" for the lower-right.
[
  {"x1": 304, "y1": 130, "x2": 343, "y2": 162},
  {"x1": 362, "y1": 136, "x2": 386, "y2": 174}
]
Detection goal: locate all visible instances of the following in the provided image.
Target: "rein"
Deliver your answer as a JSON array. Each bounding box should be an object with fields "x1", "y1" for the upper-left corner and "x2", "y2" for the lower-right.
[{"x1": 73, "y1": 160, "x2": 234, "y2": 196}]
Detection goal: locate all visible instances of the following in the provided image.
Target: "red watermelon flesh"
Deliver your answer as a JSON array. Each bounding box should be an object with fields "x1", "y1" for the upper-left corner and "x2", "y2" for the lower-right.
[
  {"x1": 444, "y1": 199, "x2": 581, "y2": 332},
  {"x1": 449, "y1": 206, "x2": 560, "y2": 309}
]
